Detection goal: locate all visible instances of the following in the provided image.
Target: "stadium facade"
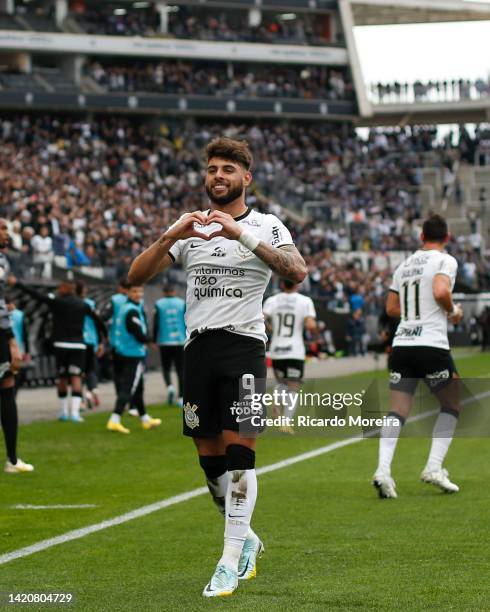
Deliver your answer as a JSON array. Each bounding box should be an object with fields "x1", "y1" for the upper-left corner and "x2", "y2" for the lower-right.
[{"x1": 0, "y1": 0, "x2": 488, "y2": 121}]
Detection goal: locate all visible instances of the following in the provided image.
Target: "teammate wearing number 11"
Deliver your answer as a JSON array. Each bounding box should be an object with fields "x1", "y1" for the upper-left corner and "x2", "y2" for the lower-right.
[
  {"x1": 373, "y1": 214, "x2": 463, "y2": 499},
  {"x1": 129, "y1": 138, "x2": 307, "y2": 597}
]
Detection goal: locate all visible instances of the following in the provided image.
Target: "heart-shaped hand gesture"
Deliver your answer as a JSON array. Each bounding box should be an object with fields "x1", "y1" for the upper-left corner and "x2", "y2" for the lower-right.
[
  {"x1": 206, "y1": 210, "x2": 243, "y2": 241},
  {"x1": 165, "y1": 212, "x2": 212, "y2": 242}
]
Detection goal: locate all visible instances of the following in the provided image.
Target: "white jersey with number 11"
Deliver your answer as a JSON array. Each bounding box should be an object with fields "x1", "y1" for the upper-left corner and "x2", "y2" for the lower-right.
[{"x1": 390, "y1": 249, "x2": 458, "y2": 350}]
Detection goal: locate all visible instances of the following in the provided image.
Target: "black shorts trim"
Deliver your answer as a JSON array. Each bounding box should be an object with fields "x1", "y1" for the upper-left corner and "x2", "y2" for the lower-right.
[
  {"x1": 55, "y1": 347, "x2": 86, "y2": 377},
  {"x1": 272, "y1": 359, "x2": 304, "y2": 381},
  {"x1": 183, "y1": 330, "x2": 266, "y2": 438},
  {"x1": 389, "y1": 346, "x2": 457, "y2": 395}
]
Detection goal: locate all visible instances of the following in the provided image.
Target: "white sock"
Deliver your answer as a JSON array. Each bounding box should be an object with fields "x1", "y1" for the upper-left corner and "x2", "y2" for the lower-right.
[
  {"x1": 219, "y1": 469, "x2": 257, "y2": 572},
  {"x1": 247, "y1": 526, "x2": 258, "y2": 541},
  {"x1": 207, "y1": 471, "x2": 228, "y2": 517},
  {"x1": 141, "y1": 414, "x2": 150, "y2": 423},
  {"x1": 425, "y1": 410, "x2": 458, "y2": 472},
  {"x1": 206, "y1": 471, "x2": 258, "y2": 536},
  {"x1": 110, "y1": 413, "x2": 121, "y2": 424},
  {"x1": 59, "y1": 397, "x2": 68, "y2": 417},
  {"x1": 71, "y1": 396, "x2": 82, "y2": 418},
  {"x1": 377, "y1": 413, "x2": 404, "y2": 475}
]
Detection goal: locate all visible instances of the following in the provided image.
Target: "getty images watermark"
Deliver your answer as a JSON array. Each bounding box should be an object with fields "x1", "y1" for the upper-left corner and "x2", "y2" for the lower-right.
[
  {"x1": 235, "y1": 377, "x2": 490, "y2": 437},
  {"x1": 245, "y1": 389, "x2": 399, "y2": 429}
]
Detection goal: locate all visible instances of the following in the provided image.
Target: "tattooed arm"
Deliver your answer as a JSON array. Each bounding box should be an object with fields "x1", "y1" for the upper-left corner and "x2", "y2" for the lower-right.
[
  {"x1": 128, "y1": 212, "x2": 209, "y2": 285},
  {"x1": 253, "y1": 243, "x2": 308, "y2": 284},
  {"x1": 128, "y1": 237, "x2": 175, "y2": 285},
  {"x1": 205, "y1": 210, "x2": 308, "y2": 284}
]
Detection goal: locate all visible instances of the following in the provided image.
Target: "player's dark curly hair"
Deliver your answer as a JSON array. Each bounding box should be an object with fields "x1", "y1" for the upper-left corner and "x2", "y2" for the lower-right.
[
  {"x1": 205, "y1": 137, "x2": 253, "y2": 170},
  {"x1": 422, "y1": 214, "x2": 448, "y2": 242}
]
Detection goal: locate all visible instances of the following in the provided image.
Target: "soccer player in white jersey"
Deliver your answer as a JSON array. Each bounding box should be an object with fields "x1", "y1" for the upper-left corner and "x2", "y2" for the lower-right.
[
  {"x1": 128, "y1": 138, "x2": 307, "y2": 597},
  {"x1": 373, "y1": 214, "x2": 463, "y2": 499},
  {"x1": 263, "y1": 280, "x2": 316, "y2": 433}
]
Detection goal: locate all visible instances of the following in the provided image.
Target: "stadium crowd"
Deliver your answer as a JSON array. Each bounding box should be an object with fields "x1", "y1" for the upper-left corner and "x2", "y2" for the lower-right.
[
  {"x1": 73, "y1": 6, "x2": 333, "y2": 46},
  {"x1": 72, "y1": 5, "x2": 160, "y2": 37},
  {"x1": 87, "y1": 61, "x2": 352, "y2": 101},
  {"x1": 0, "y1": 115, "x2": 489, "y2": 305},
  {"x1": 166, "y1": 8, "x2": 332, "y2": 46}
]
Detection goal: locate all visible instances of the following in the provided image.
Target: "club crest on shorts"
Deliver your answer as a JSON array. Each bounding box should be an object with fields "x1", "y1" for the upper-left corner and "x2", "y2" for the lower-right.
[
  {"x1": 184, "y1": 402, "x2": 199, "y2": 429},
  {"x1": 426, "y1": 369, "x2": 449, "y2": 387},
  {"x1": 390, "y1": 371, "x2": 401, "y2": 385}
]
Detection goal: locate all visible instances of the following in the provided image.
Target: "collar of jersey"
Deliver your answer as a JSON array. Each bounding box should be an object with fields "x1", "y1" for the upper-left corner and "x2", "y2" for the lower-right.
[{"x1": 206, "y1": 207, "x2": 251, "y2": 222}]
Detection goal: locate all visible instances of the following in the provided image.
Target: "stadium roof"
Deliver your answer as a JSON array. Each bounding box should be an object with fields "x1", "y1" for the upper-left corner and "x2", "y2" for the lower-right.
[{"x1": 351, "y1": 0, "x2": 490, "y2": 25}]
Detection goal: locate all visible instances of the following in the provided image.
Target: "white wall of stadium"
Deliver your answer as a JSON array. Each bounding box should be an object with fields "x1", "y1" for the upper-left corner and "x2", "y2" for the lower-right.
[{"x1": 0, "y1": 31, "x2": 348, "y2": 65}]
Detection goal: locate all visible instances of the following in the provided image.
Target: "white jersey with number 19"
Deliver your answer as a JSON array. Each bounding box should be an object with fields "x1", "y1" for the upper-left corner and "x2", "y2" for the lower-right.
[
  {"x1": 390, "y1": 249, "x2": 458, "y2": 350},
  {"x1": 263, "y1": 292, "x2": 316, "y2": 360}
]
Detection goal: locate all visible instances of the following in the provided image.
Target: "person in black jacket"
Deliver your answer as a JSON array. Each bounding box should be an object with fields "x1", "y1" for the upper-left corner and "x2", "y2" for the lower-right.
[{"x1": 9, "y1": 277, "x2": 106, "y2": 423}]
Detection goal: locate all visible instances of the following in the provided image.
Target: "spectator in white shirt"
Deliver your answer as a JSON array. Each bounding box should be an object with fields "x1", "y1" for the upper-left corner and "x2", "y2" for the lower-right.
[
  {"x1": 31, "y1": 225, "x2": 54, "y2": 279},
  {"x1": 8, "y1": 221, "x2": 23, "y2": 251}
]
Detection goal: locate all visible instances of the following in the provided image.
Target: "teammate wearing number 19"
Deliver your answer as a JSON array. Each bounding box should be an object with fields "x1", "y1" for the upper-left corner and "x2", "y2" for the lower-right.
[
  {"x1": 373, "y1": 214, "x2": 463, "y2": 499},
  {"x1": 263, "y1": 280, "x2": 316, "y2": 432},
  {"x1": 129, "y1": 137, "x2": 307, "y2": 597}
]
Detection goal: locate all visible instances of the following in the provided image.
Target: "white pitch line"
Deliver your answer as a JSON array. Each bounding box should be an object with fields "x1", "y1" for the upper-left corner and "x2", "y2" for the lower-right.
[
  {"x1": 0, "y1": 487, "x2": 208, "y2": 566},
  {"x1": 2, "y1": 389, "x2": 489, "y2": 567},
  {"x1": 0, "y1": 434, "x2": 374, "y2": 567},
  {"x1": 12, "y1": 505, "x2": 97, "y2": 510}
]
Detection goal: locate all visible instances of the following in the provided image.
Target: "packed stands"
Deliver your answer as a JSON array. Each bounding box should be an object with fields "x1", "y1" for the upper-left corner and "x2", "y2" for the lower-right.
[
  {"x1": 86, "y1": 60, "x2": 352, "y2": 101},
  {"x1": 71, "y1": 4, "x2": 337, "y2": 46},
  {"x1": 1, "y1": 115, "x2": 488, "y2": 299}
]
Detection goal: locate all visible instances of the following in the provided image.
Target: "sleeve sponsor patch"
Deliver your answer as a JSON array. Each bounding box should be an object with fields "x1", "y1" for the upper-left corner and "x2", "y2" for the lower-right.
[{"x1": 270, "y1": 225, "x2": 283, "y2": 246}]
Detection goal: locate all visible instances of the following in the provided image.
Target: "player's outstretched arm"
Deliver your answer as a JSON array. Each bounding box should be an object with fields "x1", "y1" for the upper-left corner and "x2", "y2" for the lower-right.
[
  {"x1": 129, "y1": 212, "x2": 209, "y2": 285},
  {"x1": 128, "y1": 239, "x2": 175, "y2": 286},
  {"x1": 12, "y1": 279, "x2": 53, "y2": 306}
]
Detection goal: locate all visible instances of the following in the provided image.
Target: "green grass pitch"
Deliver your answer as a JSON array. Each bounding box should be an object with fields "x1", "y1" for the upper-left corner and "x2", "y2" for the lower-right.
[{"x1": 1, "y1": 351, "x2": 490, "y2": 611}]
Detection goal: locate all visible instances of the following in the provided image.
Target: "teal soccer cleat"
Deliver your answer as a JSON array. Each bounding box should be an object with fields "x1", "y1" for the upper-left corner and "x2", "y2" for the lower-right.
[
  {"x1": 238, "y1": 533, "x2": 264, "y2": 580},
  {"x1": 202, "y1": 564, "x2": 238, "y2": 597}
]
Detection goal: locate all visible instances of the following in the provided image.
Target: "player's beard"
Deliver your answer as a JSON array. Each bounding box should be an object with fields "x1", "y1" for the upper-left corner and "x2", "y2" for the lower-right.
[{"x1": 205, "y1": 181, "x2": 244, "y2": 206}]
